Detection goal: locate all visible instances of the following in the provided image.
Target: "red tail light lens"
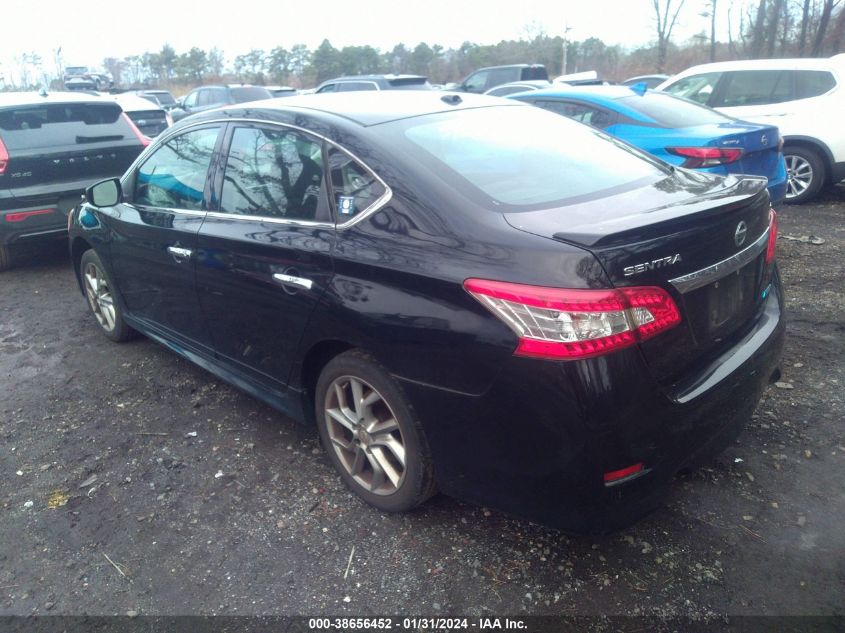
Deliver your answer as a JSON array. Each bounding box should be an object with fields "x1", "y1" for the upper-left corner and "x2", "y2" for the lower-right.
[
  {"x1": 121, "y1": 113, "x2": 151, "y2": 147},
  {"x1": 0, "y1": 135, "x2": 9, "y2": 175},
  {"x1": 5, "y1": 209, "x2": 53, "y2": 222},
  {"x1": 666, "y1": 146, "x2": 743, "y2": 168},
  {"x1": 765, "y1": 208, "x2": 778, "y2": 264},
  {"x1": 464, "y1": 279, "x2": 681, "y2": 360},
  {"x1": 604, "y1": 462, "x2": 644, "y2": 484}
]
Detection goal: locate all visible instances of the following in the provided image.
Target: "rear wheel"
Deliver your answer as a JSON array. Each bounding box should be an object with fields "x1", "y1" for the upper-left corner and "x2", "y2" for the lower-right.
[
  {"x1": 315, "y1": 350, "x2": 436, "y2": 513},
  {"x1": 784, "y1": 146, "x2": 826, "y2": 204},
  {"x1": 80, "y1": 249, "x2": 135, "y2": 342}
]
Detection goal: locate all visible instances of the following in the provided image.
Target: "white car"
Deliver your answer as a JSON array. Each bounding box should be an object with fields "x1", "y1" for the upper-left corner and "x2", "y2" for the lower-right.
[
  {"x1": 110, "y1": 93, "x2": 172, "y2": 138},
  {"x1": 657, "y1": 55, "x2": 845, "y2": 203}
]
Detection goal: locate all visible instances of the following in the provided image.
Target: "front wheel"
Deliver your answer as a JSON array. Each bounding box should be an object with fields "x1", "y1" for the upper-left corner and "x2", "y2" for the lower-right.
[
  {"x1": 315, "y1": 350, "x2": 436, "y2": 513},
  {"x1": 80, "y1": 249, "x2": 136, "y2": 342},
  {"x1": 784, "y1": 146, "x2": 826, "y2": 204}
]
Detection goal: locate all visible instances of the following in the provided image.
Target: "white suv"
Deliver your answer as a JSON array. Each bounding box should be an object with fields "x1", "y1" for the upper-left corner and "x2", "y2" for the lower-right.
[{"x1": 658, "y1": 55, "x2": 845, "y2": 204}]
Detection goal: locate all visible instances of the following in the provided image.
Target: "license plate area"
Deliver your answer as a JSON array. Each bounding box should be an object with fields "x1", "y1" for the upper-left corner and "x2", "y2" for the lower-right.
[{"x1": 684, "y1": 257, "x2": 762, "y2": 341}]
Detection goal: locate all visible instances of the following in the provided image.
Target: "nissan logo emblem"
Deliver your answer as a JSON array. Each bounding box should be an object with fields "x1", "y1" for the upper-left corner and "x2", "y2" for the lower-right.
[{"x1": 735, "y1": 221, "x2": 748, "y2": 247}]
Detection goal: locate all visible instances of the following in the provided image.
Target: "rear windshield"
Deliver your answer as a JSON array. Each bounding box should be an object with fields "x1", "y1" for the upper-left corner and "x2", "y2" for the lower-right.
[
  {"x1": 0, "y1": 102, "x2": 129, "y2": 149},
  {"x1": 230, "y1": 87, "x2": 273, "y2": 103},
  {"x1": 617, "y1": 92, "x2": 732, "y2": 127},
  {"x1": 394, "y1": 105, "x2": 666, "y2": 210},
  {"x1": 149, "y1": 91, "x2": 176, "y2": 106},
  {"x1": 387, "y1": 78, "x2": 433, "y2": 90}
]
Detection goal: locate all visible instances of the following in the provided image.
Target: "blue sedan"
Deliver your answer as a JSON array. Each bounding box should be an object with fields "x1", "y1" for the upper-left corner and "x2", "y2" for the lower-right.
[{"x1": 509, "y1": 86, "x2": 787, "y2": 204}]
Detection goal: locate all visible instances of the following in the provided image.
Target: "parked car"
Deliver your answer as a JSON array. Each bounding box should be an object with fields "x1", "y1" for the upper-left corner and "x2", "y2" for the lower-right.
[
  {"x1": 484, "y1": 80, "x2": 552, "y2": 97},
  {"x1": 315, "y1": 75, "x2": 432, "y2": 93},
  {"x1": 171, "y1": 84, "x2": 274, "y2": 122},
  {"x1": 510, "y1": 85, "x2": 787, "y2": 204},
  {"x1": 0, "y1": 91, "x2": 148, "y2": 270},
  {"x1": 112, "y1": 93, "x2": 172, "y2": 138},
  {"x1": 136, "y1": 89, "x2": 179, "y2": 111},
  {"x1": 657, "y1": 56, "x2": 845, "y2": 203},
  {"x1": 69, "y1": 92, "x2": 783, "y2": 533},
  {"x1": 458, "y1": 64, "x2": 549, "y2": 93},
  {"x1": 622, "y1": 74, "x2": 670, "y2": 89}
]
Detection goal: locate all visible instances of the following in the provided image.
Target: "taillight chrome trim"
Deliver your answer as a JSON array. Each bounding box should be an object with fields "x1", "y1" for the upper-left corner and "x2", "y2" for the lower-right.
[{"x1": 668, "y1": 226, "x2": 770, "y2": 294}]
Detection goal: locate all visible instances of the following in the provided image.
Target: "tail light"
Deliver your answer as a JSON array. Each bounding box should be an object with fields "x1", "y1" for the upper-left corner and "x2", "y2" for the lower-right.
[
  {"x1": 0, "y1": 135, "x2": 9, "y2": 175},
  {"x1": 121, "y1": 113, "x2": 151, "y2": 147},
  {"x1": 765, "y1": 208, "x2": 778, "y2": 264},
  {"x1": 463, "y1": 279, "x2": 681, "y2": 360},
  {"x1": 666, "y1": 146, "x2": 743, "y2": 168}
]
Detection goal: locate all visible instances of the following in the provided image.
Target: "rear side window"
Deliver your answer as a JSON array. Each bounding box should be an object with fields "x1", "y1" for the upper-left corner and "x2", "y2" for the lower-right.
[
  {"x1": 795, "y1": 70, "x2": 836, "y2": 98},
  {"x1": 0, "y1": 102, "x2": 128, "y2": 150},
  {"x1": 663, "y1": 72, "x2": 722, "y2": 105},
  {"x1": 521, "y1": 67, "x2": 548, "y2": 81},
  {"x1": 398, "y1": 106, "x2": 665, "y2": 210},
  {"x1": 134, "y1": 126, "x2": 221, "y2": 210},
  {"x1": 487, "y1": 68, "x2": 518, "y2": 88},
  {"x1": 220, "y1": 126, "x2": 325, "y2": 220},
  {"x1": 714, "y1": 70, "x2": 792, "y2": 107},
  {"x1": 534, "y1": 100, "x2": 617, "y2": 130},
  {"x1": 328, "y1": 147, "x2": 387, "y2": 219},
  {"x1": 616, "y1": 93, "x2": 732, "y2": 127}
]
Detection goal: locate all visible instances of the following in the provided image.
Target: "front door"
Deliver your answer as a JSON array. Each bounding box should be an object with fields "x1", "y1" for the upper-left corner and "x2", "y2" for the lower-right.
[{"x1": 104, "y1": 124, "x2": 223, "y2": 349}]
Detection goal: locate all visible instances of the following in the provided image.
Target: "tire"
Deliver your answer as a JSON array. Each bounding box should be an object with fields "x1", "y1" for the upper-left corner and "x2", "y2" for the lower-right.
[
  {"x1": 0, "y1": 245, "x2": 12, "y2": 272},
  {"x1": 315, "y1": 350, "x2": 437, "y2": 513},
  {"x1": 784, "y1": 146, "x2": 826, "y2": 205},
  {"x1": 79, "y1": 249, "x2": 136, "y2": 342}
]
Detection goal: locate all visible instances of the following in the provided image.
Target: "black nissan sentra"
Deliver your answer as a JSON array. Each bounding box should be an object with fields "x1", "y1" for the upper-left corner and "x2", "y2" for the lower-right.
[{"x1": 68, "y1": 92, "x2": 784, "y2": 533}]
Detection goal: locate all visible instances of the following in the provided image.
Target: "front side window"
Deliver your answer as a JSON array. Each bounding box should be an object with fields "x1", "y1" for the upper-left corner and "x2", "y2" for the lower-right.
[
  {"x1": 714, "y1": 70, "x2": 793, "y2": 107},
  {"x1": 220, "y1": 126, "x2": 325, "y2": 220},
  {"x1": 134, "y1": 126, "x2": 221, "y2": 210},
  {"x1": 328, "y1": 147, "x2": 387, "y2": 220},
  {"x1": 317, "y1": 83, "x2": 337, "y2": 94},
  {"x1": 463, "y1": 71, "x2": 489, "y2": 93},
  {"x1": 183, "y1": 91, "x2": 199, "y2": 108},
  {"x1": 663, "y1": 72, "x2": 722, "y2": 105}
]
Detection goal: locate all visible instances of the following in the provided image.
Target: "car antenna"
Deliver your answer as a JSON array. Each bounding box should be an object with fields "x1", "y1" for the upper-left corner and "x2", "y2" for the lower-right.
[{"x1": 441, "y1": 94, "x2": 462, "y2": 105}]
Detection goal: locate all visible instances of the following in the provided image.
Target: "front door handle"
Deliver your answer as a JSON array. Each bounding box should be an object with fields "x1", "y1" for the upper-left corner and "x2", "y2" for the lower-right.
[
  {"x1": 167, "y1": 245, "x2": 193, "y2": 263},
  {"x1": 272, "y1": 273, "x2": 313, "y2": 291}
]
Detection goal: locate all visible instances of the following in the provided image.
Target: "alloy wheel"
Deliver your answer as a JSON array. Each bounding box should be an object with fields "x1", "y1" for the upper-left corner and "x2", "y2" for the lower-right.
[
  {"x1": 83, "y1": 262, "x2": 116, "y2": 332},
  {"x1": 323, "y1": 375, "x2": 406, "y2": 495},
  {"x1": 785, "y1": 154, "x2": 814, "y2": 199}
]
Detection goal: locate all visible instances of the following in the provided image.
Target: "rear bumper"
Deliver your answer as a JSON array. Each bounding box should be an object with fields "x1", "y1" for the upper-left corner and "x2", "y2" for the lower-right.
[
  {"x1": 398, "y1": 271, "x2": 785, "y2": 533},
  {"x1": 0, "y1": 189, "x2": 81, "y2": 245}
]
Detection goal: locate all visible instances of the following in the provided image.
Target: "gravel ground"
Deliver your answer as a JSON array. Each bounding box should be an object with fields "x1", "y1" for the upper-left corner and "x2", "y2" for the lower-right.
[{"x1": 0, "y1": 189, "x2": 843, "y2": 618}]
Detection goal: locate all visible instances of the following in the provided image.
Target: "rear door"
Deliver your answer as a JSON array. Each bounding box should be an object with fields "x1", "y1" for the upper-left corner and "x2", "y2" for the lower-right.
[
  {"x1": 195, "y1": 122, "x2": 336, "y2": 387},
  {"x1": 104, "y1": 124, "x2": 224, "y2": 348}
]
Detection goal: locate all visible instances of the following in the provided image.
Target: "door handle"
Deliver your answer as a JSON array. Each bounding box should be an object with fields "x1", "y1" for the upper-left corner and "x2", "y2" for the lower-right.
[
  {"x1": 167, "y1": 245, "x2": 193, "y2": 262},
  {"x1": 272, "y1": 273, "x2": 313, "y2": 291}
]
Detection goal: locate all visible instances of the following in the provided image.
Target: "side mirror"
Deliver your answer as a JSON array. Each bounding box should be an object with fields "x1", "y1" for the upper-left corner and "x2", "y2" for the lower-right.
[{"x1": 85, "y1": 178, "x2": 122, "y2": 208}]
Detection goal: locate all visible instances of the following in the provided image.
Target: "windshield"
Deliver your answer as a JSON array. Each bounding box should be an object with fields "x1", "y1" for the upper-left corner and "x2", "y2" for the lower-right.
[
  {"x1": 617, "y1": 92, "x2": 732, "y2": 127},
  {"x1": 230, "y1": 87, "x2": 273, "y2": 103},
  {"x1": 394, "y1": 105, "x2": 666, "y2": 210}
]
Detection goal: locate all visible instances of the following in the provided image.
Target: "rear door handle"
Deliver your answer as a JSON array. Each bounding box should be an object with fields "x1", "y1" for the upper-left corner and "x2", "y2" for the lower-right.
[
  {"x1": 167, "y1": 246, "x2": 193, "y2": 263},
  {"x1": 272, "y1": 273, "x2": 313, "y2": 291}
]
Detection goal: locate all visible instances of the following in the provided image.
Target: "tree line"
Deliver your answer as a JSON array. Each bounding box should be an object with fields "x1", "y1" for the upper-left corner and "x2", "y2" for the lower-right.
[{"x1": 1, "y1": 0, "x2": 842, "y2": 92}]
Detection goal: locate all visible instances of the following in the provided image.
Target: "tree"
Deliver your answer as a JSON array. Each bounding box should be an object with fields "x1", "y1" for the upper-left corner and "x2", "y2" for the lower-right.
[
  {"x1": 310, "y1": 39, "x2": 342, "y2": 83},
  {"x1": 653, "y1": 0, "x2": 687, "y2": 72},
  {"x1": 812, "y1": 0, "x2": 841, "y2": 55},
  {"x1": 177, "y1": 47, "x2": 208, "y2": 84},
  {"x1": 288, "y1": 44, "x2": 312, "y2": 85},
  {"x1": 103, "y1": 57, "x2": 126, "y2": 86},
  {"x1": 409, "y1": 43, "x2": 435, "y2": 75},
  {"x1": 267, "y1": 46, "x2": 290, "y2": 84},
  {"x1": 234, "y1": 49, "x2": 266, "y2": 84},
  {"x1": 207, "y1": 48, "x2": 225, "y2": 80}
]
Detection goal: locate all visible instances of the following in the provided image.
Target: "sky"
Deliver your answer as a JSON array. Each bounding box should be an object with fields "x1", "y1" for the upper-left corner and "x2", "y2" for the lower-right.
[{"x1": 0, "y1": 0, "x2": 747, "y2": 82}]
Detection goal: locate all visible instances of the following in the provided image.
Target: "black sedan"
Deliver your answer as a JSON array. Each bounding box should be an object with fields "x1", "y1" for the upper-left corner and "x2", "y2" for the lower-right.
[{"x1": 68, "y1": 92, "x2": 784, "y2": 533}]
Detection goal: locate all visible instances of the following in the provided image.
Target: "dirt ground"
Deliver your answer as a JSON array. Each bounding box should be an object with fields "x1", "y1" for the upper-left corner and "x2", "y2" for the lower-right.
[{"x1": 0, "y1": 187, "x2": 843, "y2": 619}]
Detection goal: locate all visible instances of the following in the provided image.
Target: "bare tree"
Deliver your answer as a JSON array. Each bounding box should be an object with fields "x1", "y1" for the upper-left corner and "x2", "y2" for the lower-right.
[
  {"x1": 653, "y1": 0, "x2": 688, "y2": 72},
  {"x1": 765, "y1": 0, "x2": 785, "y2": 57},
  {"x1": 812, "y1": 0, "x2": 842, "y2": 55},
  {"x1": 798, "y1": 0, "x2": 812, "y2": 55}
]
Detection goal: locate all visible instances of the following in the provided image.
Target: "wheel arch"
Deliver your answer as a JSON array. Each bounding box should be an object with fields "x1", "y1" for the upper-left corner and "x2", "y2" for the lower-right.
[
  {"x1": 298, "y1": 339, "x2": 356, "y2": 425},
  {"x1": 782, "y1": 136, "x2": 835, "y2": 183}
]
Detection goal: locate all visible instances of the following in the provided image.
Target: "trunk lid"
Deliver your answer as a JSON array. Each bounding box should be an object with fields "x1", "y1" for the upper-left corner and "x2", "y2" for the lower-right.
[
  {"x1": 674, "y1": 121, "x2": 782, "y2": 178},
  {"x1": 504, "y1": 170, "x2": 774, "y2": 388}
]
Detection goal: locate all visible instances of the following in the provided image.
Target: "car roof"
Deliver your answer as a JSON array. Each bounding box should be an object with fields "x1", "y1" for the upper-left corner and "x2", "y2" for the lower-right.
[
  {"x1": 0, "y1": 91, "x2": 118, "y2": 108},
  {"x1": 328, "y1": 74, "x2": 427, "y2": 82},
  {"x1": 111, "y1": 93, "x2": 164, "y2": 112},
  {"x1": 514, "y1": 84, "x2": 645, "y2": 103},
  {"x1": 672, "y1": 57, "x2": 844, "y2": 75},
  {"x1": 477, "y1": 64, "x2": 544, "y2": 70},
  {"x1": 192, "y1": 91, "x2": 525, "y2": 127}
]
